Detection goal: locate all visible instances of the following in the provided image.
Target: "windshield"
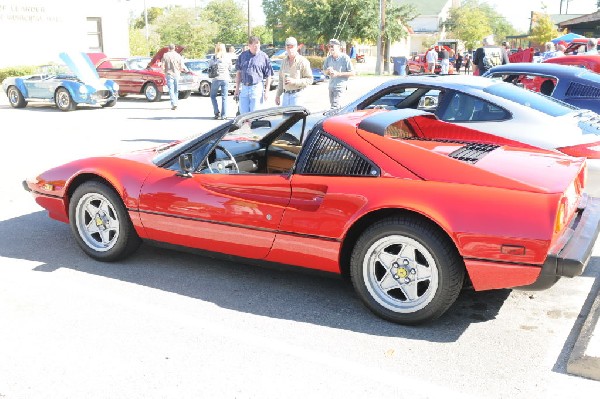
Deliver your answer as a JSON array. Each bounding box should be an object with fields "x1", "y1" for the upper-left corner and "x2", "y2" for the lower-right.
[
  {"x1": 484, "y1": 82, "x2": 577, "y2": 117},
  {"x1": 185, "y1": 61, "x2": 209, "y2": 71}
]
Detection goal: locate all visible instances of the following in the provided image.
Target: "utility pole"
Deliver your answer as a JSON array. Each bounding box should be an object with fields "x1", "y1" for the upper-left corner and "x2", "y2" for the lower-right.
[
  {"x1": 375, "y1": 0, "x2": 386, "y2": 74},
  {"x1": 247, "y1": 0, "x2": 251, "y2": 39}
]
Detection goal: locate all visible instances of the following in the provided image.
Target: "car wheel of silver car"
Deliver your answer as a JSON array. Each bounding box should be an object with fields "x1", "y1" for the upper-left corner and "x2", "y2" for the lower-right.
[
  {"x1": 144, "y1": 82, "x2": 161, "y2": 102},
  {"x1": 199, "y1": 81, "x2": 211, "y2": 97},
  {"x1": 350, "y1": 216, "x2": 464, "y2": 325},
  {"x1": 55, "y1": 88, "x2": 76, "y2": 111},
  {"x1": 178, "y1": 90, "x2": 191, "y2": 99},
  {"x1": 7, "y1": 86, "x2": 28, "y2": 108},
  {"x1": 69, "y1": 181, "x2": 141, "y2": 261}
]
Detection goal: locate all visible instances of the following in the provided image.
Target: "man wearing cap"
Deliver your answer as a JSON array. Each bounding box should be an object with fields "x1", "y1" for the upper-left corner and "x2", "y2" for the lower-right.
[
  {"x1": 275, "y1": 37, "x2": 313, "y2": 107},
  {"x1": 323, "y1": 38, "x2": 355, "y2": 109},
  {"x1": 234, "y1": 36, "x2": 273, "y2": 114}
]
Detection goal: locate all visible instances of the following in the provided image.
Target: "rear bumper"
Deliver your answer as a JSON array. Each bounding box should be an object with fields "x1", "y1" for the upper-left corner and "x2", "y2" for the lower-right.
[{"x1": 524, "y1": 195, "x2": 600, "y2": 290}]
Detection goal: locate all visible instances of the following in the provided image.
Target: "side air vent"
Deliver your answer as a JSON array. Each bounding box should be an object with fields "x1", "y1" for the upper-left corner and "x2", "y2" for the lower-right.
[
  {"x1": 565, "y1": 82, "x2": 600, "y2": 98},
  {"x1": 302, "y1": 133, "x2": 379, "y2": 176},
  {"x1": 448, "y1": 143, "x2": 499, "y2": 164}
]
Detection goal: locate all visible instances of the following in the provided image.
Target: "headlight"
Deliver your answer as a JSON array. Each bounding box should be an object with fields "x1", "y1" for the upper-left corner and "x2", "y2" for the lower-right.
[
  {"x1": 113, "y1": 82, "x2": 119, "y2": 91},
  {"x1": 79, "y1": 85, "x2": 89, "y2": 94}
]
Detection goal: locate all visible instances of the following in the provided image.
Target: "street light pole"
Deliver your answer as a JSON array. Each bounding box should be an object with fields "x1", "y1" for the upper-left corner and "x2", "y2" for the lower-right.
[
  {"x1": 247, "y1": 0, "x2": 251, "y2": 39},
  {"x1": 144, "y1": 0, "x2": 149, "y2": 42}
]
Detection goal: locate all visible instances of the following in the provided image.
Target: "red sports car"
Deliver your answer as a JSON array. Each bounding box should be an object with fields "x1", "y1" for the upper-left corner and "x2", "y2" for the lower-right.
[{"x1": 23, "y1": 107, "x2": 600, "y2": 325}]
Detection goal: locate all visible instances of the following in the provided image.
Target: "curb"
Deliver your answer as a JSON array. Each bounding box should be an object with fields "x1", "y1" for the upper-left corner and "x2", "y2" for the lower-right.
[{"x1": 567, "y1": 286, "x2": 600, "y2": 380}]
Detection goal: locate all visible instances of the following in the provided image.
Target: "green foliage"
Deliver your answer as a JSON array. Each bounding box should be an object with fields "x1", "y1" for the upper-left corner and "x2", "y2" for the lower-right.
[
  {"x1": 132, "y1": 7, "x2": 164, "y2": 30},
  {"x1": 445, "y1": 0, "x2": 518, "y2": 51},
  {"x1": 154, "y1": 7, "x2": 218, "y2": 58},
  {"x1": 252, "y1": 25, "x2": 274, "y2": 45},
  {"x1": 129, "y1": 27, "x2": 161, "y2": 57},
  {"x1": 204, "y1": 0, "x2": 247, "y2": 44},
  {"x1": 305, "y1": 56, "x2": 326, "y2": 69},
  {"x1": 0, "y1": 66, "x2": 37, "y2": 83},
  {"x1": 262, "y1": 0, "x2": 417, "y2": 45},
  {"x1": 530, "y1": 11, "x2": 561, "y2": 45}
]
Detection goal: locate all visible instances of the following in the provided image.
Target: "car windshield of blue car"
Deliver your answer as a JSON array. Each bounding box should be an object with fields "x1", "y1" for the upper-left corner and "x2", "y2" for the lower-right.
[
  {"x1": 485, "y1": 83, "x2": 576, "y2": 116},
  {"x1": 37, "y1": 64, "x2": 75, "y2": 79}
]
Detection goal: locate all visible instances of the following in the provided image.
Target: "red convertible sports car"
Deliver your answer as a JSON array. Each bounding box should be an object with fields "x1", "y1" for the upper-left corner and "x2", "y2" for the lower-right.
[{"x1": 23, "y1": 107, "x2": 600, "y2": 325}]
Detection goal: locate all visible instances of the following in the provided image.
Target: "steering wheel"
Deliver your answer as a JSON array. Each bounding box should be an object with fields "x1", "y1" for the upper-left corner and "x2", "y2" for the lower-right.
[{"x1": 205, "y1": 145, "x2": 239, "y2": 173}]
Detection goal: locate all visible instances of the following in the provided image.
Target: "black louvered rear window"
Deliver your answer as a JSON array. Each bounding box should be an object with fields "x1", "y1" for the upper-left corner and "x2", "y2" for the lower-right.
[
  {"x1": 448, "y1": 143, "x2": 499, "y2": 164},
  {"x1": 566, "y1": 82, "x2": 600, "y2": 98},
  {"x1": 301, "y1": 132, "x2": 379, "y2": 176}
]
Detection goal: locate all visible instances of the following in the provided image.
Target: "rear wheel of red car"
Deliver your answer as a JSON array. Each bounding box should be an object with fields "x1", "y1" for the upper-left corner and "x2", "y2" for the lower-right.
[
  {"x1": 144, "y1": 82, "x2": 161, "y2": 102},
  {"x1": 69, "y1": 181, "x2": 141, "y2": 261},
  {"x1": 55, "y1": 88, "x2": 76, "y2": 111},
  {"x1": 7, "y1": 86, "x2": 27, "y2": 108},
  {"x1": 199, "y1": 81, "x2": 211, "y2": 97},
  {"x1": 350, "y1": 217, "x2": 464, "y2": 325}
]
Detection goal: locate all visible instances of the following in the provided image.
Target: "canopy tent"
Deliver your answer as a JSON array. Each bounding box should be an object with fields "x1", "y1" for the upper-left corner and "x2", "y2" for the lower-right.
[{"x1": 551, "y1": 32, "x2": 585, "y2": 44}]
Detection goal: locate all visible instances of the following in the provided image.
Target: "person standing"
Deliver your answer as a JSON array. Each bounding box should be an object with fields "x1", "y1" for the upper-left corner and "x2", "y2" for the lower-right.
[
  {"x1": 425, "y1": 46, "x2": 437, "y2": 73},
  {"x1": 584, "y1": 38, "x2": 598, "y2": 55},
  {"x1": 464, "y1": 54, "x2": 471, "y2": 74},
  {"x1": 209, "y1": 43, "x2": 233, "y2": 120},
  {"x1": 275, "y1": 37, "x2": 313, "y2": 107},
  {"x1": 454, "y1": 53, "x2": 463, "y2": 73},
  {"x1": 473, "y1": 35, "x2": 509, "y2": 75},
  {"x1": 162, "y1": 44, "x2": 188, "y2": 110},
  {"x1": 323, "y1": 38, "x2": 355, "y2": 109},
  {"x1": 234, "y1": 36, "x2": 273, "y2": 114},
  {"x1": 439, "y1": 47, "x2": 450, "y2": 74}
]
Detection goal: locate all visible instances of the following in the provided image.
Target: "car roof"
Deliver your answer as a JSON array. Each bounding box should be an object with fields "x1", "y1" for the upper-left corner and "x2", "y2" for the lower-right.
[
  {"x1": 377, "y1": 74, "x2": 500, "y2": 91},
  {"x1": 484, "y1": 62, "x2": 588, "y2": 77}
]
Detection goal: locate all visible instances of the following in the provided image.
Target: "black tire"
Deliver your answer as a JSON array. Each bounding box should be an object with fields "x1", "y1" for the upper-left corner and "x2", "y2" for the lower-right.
[
  {"x1": 55, "y1": 87, "x2": 76, "y2": 111},
  {"x1": 199, "y1": 81, "x2": 211, "y2": 97},
  {"x1": 144, "y1": 82, "x2": 161, "y2": 102},
  {"x1": 69, "y1": 181, "x2": 141, "y2": 261},
  {"x1": 7, "y1": 86, "x2": 27, "y2": 108},
  {"x1": 350, "y1": 216, "x2": 464, "y2": 325},
  {"x1": 101, "y1": 98, "x2": 117, "y2": 108},
  {"x1": 179, "y1": 90, "x2": 191, "y2": 99}
]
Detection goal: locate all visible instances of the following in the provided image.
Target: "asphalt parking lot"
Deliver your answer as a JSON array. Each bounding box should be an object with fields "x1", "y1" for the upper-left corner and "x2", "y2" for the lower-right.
[{"x1": 1, "y1": 75, "x2": 600, "y2": 398}]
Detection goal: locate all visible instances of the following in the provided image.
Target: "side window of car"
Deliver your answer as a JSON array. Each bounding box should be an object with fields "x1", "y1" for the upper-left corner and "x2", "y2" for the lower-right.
[
  {"x1": 439, "y1": 93, "x2": 509, "y2": 122},
  {"x1": 296, "y1": 128, "x2": 380, "y2": 177}
]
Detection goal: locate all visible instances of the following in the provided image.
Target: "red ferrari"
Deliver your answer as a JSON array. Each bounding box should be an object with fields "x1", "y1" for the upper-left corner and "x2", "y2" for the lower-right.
[{"x1": 23, "y1": 107, "x2": 600, "y2": 325}]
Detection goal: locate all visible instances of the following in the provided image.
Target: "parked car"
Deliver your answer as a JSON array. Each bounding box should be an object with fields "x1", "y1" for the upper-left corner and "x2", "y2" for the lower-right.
[
  {"x1": 184, "y1": 58, "x2": 235, "y2": 97},
  {"x1": 311, "y1": 75, "x2": 600, "y2": 196},
  {"x1": 406, "y1": 53, "x2": 455, "y2": 75},
  {"x1": 270, "y1": 59, "x2": 325, "y2": 85},
  {"x1": 22, "y1": 106, "x2": 600, "y2": 325},
  {"x1": 88, "y1": 46, "x2": 195, "y2": 102},
  {"x1": 482, "y1": 63, "x2": 600, "y2": 113},
  {"x1": 2, "y1": 52, "x2": 118, "y2": 112},
  {"x1": 543, "y1": 54, "x2": 600, "y2": 74},
  {"x1": 564, "y1": 38, "x2": 600, "y2": 55},
  {"x1": 312, "y1": 67, "x2": 326, "y2": 84}
]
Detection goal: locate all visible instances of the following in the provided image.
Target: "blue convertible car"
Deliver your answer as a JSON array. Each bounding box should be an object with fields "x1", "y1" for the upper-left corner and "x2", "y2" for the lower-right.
[{"x1": 2, "y1": 52, "x2": 118, "y2": 111}]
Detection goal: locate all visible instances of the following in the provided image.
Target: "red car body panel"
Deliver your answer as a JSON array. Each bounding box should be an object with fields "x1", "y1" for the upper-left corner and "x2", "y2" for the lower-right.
[
  {"x1": 24, "y1": 108, "x2": 594, "y2": 292},
  {"x1": 407, "y1": 54, "x2": 455, "y2": 75},
  {"x1": 544, "y1": 54, "x2": 600, "y2": 74}
]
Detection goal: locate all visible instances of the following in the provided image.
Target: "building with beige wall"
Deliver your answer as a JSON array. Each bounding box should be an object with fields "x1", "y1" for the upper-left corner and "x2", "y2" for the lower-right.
[{"x1": 0, "y1": 0, "x2": 130, "y2": 68}]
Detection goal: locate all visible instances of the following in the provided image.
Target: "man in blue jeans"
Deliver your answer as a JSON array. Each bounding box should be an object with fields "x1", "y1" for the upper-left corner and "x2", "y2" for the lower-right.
[
  {"x1": 234, "y1": 36, "x2": 273, "y2": 114},
  {"x1": 162, "y1": 44, "x2": 188, "y2": 110}
]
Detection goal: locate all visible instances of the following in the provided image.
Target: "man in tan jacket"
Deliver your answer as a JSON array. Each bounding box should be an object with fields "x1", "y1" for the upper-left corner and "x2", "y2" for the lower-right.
[{"x1": 275, "y1": 37, "x2": 313, "y2": 106}]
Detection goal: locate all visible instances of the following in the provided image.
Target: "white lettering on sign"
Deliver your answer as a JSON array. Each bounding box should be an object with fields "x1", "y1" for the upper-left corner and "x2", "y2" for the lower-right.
[{"x1": 0, "y1": 3, "x2": 62, "y2": 23}]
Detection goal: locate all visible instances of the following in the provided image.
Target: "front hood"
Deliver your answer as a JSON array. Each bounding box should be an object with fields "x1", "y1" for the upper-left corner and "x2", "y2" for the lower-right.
[
  {"x1": 149, "y1": 45, "x2": 185, "y2": 68},
  {"x1": 59, "y1": 52, "x2": 104, "y2": 89}
]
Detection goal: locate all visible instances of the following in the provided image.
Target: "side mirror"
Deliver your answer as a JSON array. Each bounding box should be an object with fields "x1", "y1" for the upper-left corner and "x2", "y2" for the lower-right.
[{"x1": 177, "y1": 153, "x2": 194, "y2": 177}]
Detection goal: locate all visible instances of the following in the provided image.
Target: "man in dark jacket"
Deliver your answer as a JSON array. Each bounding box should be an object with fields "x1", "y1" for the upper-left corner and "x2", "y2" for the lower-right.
[{"x1": 473, "y1": 35, "x2": 509, "y2": 75}]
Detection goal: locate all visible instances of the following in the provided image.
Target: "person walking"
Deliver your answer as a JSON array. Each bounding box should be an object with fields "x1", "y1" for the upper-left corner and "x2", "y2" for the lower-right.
[
  {"x1": 162, "y1": 44, "x2": 188, "y2": 110},
  {"x1": 322, "y1": 38, "x2": 355, "y2": 109},
  {"x1": 275, "y1": 37, "x2": 313, "y2": 107},
  {"x1": 209, "y1": 43, "x2": 233, "y2": 120},
  {"x1": 234, "y1": 36, "x2": 273, "y2": 114},
  {"x1": 464, "y1": 54, "x2": 471, "y2": 74},
  {"x1": 426, "y1": 45, "x2": 437, "y2": 73},
  {"x1": 454, "y1": 53, "x2": 463, "y2": 73},
  {"x1": 473, "y1": 35, "x2": 509, "y2": 75}
]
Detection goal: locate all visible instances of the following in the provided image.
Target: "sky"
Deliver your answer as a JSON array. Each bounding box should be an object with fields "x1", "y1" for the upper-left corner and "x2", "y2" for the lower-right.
[{"x1": 131, "y1": 0, "x2": 598, "y2": 32}]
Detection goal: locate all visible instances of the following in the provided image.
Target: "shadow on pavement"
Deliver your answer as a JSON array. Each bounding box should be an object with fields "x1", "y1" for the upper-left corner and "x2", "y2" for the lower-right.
[{"x1": 0, "y1": 211, "x2": 511, "y2": 341}]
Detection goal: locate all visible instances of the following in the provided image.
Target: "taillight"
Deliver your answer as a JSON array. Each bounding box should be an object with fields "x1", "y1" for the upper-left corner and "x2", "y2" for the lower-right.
[{"x1": 554, "y1": 196, "x2": 568, "y2": 234}]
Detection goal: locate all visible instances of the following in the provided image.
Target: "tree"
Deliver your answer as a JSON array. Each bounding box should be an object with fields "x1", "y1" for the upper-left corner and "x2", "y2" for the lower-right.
[
  {"x1": 529, "y1": 10, "x2": 562, "y2": 45},
  {"x1": 204, "y1": 0, "x2": 247, "y2": 44},
  {"x1": 132, "y1": 7, "x2": 164, "y2": 30},
  {"x1": 154, "y1": 7, "x2": 219, "y2": 58},
  {"x1": 445, "y1": 0, "x2": 519, "y2": 51}
]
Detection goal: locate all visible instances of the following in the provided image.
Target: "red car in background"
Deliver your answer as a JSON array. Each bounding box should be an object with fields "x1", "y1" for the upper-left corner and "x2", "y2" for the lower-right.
[
  {"x1": 88, "y1": 46, "x2": 196, "y2": 102},
  {"x1": 407, "y1": 49, "x2": 455, "y2": 75},
  {"x1": 544, "y1": 54, "x2": 600, "y2": 74},
  {"x1": 22, "y1": 106, "x2": 600, "y2": 325}
]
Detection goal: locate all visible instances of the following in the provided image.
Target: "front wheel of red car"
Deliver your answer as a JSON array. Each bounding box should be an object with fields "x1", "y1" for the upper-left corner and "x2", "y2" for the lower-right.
[
  {"x1": 7, "y1": 86, "x2": 27, "y2": 108},
  {"x1": 350, "y1": 217, "x2": 464, "y2": 325},
  {"x1": 144, "y1": 82, "x2": 161, "y2": 102},
  {"x1": 69, "y1": 181, "x2": 141, "y2": 262}
]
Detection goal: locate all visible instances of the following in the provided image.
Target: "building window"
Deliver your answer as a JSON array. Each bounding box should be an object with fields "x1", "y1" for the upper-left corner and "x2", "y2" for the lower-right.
[{"x1": 87, "y1": 17, "x2": 103, "y2": 52}]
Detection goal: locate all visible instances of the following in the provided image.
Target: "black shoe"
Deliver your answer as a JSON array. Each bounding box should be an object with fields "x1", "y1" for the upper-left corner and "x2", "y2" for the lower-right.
[{"x1": 214, "y1": 113, "x2": 220, "y2": 119}]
